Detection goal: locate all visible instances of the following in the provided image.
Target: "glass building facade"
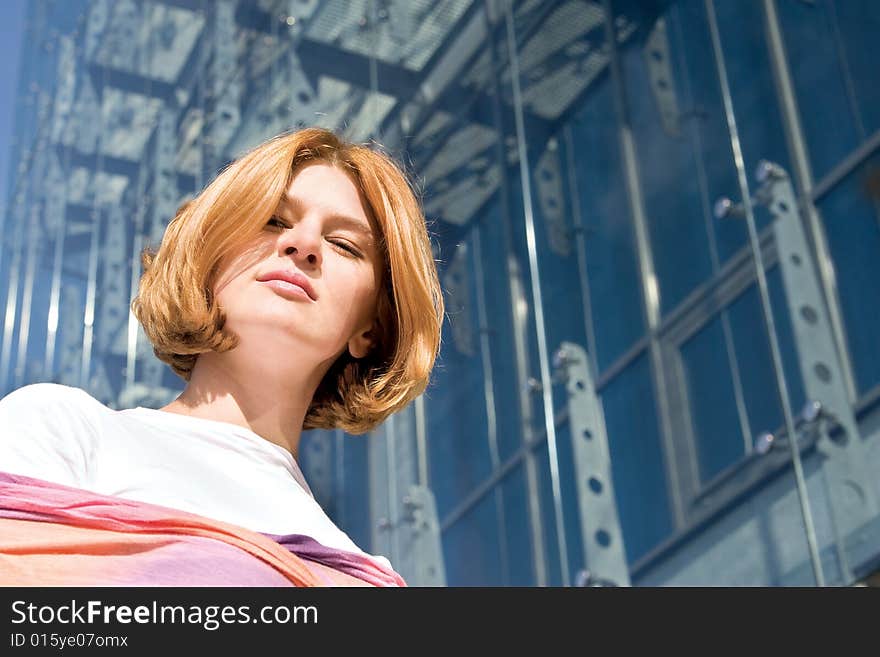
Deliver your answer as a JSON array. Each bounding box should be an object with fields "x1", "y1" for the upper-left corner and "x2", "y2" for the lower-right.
[{"x1": 1, "y1": 0, "x2": 879, "y2": 586}]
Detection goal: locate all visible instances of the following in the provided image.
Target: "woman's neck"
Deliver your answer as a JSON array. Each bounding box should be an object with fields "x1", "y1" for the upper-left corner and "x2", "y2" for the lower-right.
[{"x1": 159, "y1": 350, "x2": 327, "y2": 460}]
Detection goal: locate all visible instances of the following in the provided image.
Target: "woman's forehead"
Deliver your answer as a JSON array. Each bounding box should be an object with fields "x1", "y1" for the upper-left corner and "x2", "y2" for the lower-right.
[
  {"x1": 277, "y1": 194, "x2": 373, "y2": 236},
  {"x1": 282, "y1": 162, "x2": 382, "y2": 237}
]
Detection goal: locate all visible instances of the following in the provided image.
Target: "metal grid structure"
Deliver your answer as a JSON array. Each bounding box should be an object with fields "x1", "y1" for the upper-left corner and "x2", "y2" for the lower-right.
[{"x1": 4, "y1": 0, "x2": 877, "y2": 587}]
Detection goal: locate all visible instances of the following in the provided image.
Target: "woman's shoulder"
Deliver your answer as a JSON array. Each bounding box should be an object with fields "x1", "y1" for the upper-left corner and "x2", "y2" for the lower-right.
[
  {"x1": 0, "y1": 383, "x2": 108, "y2": 486},
  {"x1": 0, "y1": 382, "x2": 107, "y2": 412},
  {"x1": 0, "y1": 382, "x2": 110, "y2": 441}
]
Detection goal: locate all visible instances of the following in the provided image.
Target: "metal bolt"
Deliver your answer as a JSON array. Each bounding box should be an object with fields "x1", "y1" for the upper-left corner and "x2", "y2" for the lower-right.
[
  {"x1": 754, "y1": 431, "x2": 776, "y2": 455},
  {"x1": 800, "y1": 399, "x2": 822, "y2": 424},
  {"x1": 755, "y1": 160, "x2": 785, "y2": 184},
  {"x1": 552, "y1": 346, "x2": 574, "y2": 369},
  {"x1": 714, "y1": 196, "x2": 744, "y2": 220}
]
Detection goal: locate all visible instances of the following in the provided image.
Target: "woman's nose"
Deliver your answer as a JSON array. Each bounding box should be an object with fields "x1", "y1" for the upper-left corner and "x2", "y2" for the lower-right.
[{"x1": 278, "y1": 225, "x2": 321, "y2": 267}]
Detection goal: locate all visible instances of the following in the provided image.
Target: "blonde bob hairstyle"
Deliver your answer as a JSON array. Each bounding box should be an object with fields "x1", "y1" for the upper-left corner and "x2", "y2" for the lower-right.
[{"x1": 131, "y1": 127, "x2": 444, "y2": 434}]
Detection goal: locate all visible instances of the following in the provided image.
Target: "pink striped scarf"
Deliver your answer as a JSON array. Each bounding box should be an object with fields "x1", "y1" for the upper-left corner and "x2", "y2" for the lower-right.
[{"x1": 0, "y1": 471, "x2": 405, "y2": 587}]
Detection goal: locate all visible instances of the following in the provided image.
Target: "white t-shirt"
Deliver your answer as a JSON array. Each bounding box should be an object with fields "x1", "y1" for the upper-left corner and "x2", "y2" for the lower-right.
[{"x1": 0, "y1": 382, "x2": 390, "y2": 569}]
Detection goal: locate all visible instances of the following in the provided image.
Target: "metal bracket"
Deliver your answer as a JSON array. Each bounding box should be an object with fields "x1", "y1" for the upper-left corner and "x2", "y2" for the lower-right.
[
  {"x1": 557, "y1": 341, "x2": 631, "y2": 587},
  {"x1": 642, "y1": 17, "x2": 681, "y2": 139},
  {"x1": 443, "y1": 241, "x2": 476, "y2": 357},
  {"x1": 535, "y1": 138, "x2": 570, "y2": 257},
  {"x1": 369, "y1": 407, "x2": 446, "y2": 586},
  {"x1": 398, "y1": 484, "x2": 447, "y2": 587},
  {"x1": 374, "y1": 484, "x2": 446, "y2": 586},
  {"x1": 753, "y1": 162, "x2": 878, "y2": 558}
]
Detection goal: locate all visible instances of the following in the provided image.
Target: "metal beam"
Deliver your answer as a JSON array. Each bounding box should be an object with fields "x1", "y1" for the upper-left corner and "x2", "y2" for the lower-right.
[
  {"x1": 237, "y1": 2, "x2": 557, "y2": 139},
  {"x1": 150, "y1": 0, "x2": 204, "y2": 13},
  {"x1": 86, "y1": 62, "x2": 177, "y2": 102},
  {"x1": 55, "y1": 143, "x2": 195, "y2": 191}
]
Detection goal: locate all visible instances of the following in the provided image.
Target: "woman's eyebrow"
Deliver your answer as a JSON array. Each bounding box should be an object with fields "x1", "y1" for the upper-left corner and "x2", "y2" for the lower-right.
[{"x1": 280, "y1": 195, "x2": 374, "y2": 238}]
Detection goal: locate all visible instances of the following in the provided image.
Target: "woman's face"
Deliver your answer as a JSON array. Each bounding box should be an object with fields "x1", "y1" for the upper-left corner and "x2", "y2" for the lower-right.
[{"x1": 212, "y1": 162, "x2": 384, "y2": 373}]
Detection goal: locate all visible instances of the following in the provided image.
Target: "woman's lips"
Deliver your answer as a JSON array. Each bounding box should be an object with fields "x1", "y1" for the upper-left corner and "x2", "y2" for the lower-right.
[
  {"x1": 256, "y1": 269, "x2": 317, "y2": 300},
  {"x1": 260, "y1": 278, "x2": 313, "y2": 301}
]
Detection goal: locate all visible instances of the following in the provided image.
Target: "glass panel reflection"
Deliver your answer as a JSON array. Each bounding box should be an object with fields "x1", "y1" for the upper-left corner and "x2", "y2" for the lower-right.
[{"x1": 3, "y1": 0, "x2": 880, "y2": 587}]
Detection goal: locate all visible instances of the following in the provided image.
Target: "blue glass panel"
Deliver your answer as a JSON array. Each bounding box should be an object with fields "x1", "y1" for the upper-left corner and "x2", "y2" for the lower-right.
[
  {"x1": 52, "y1": 281, "x2": 84, "y2": 388},
  {"x1": 714, "y1": 0, "x2": 792, "y2": 174},
  {"x1": 680, "y1": 314, "x2": 745, "y2": 484},
  {"x1": 830, "y1": 0, "x2": 880, "y2": 138},
  {"x1": 500, "y1": 165, "x2": 550, "y2": 464},
  {"x1": 775, "y1": 0, "x2": 861, "y2": 179},
  {"x1": 666, "y1": 1, "x2": 749, "y2": 267},
  {"x1": 714, "y1": 0, "x2": 791, "y2": 237},
  {"x1": 533, "y1": 432, "x2": 587, "y2": 586},
  {"x1": 470, "y1": 199, "x2": 527, "y2": 465},
  {"x1": 23, "y1": 264, "x2": 52, "y2": 383},
  {"x1": 427, "y1": 234, "x2": 493, "y2": 520},
  {"x1": 815, "y1": 153, "x2": 880, "y2": 396},
  {"x1": 530, "y1": 140, "x2": 592, "y2": 379},
  {"x1": 727, "y1": 269, "x2": 806, "y2": 442},
  {"x1": 499, "y1": 462, "x2": 536, "y2": 586},
  {"x1": 729, "y1": 283, "x2": 779, "y2": 439},
  {"x1": 442, "y1": 487, "x2": 503, "y2": 586},
  {"x1": 601, "y1": 353, "x2": 672, "y2": 564},
  {"x1": 0, "y1": 249, "x2": 11, "y2": 391},
  {"x1": 620, "y1": 15, "x2": 713, "y2": 315},
  {"x1": 337, "y1": 432, "x2": 371, "y2": 553},
  {"x1": 533, "y1": 442, "x2": 562, "y2": 586},
  {"x1": 553, "y1": 419, "x2": 587, "y2": 581},
  {"x1": 1, "y1": 260, "x2": 24, "y2": 391},
  {"x1": 568, "y1": 81, "x2": 645, "y2": 373}
]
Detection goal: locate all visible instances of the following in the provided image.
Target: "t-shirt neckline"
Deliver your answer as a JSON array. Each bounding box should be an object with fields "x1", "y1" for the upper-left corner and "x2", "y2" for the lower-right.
[{"x1": 120, "y1": 406, "x2": 313, "y2": 497}]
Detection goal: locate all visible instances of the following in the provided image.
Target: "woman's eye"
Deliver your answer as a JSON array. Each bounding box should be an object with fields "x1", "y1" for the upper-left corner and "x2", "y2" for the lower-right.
[
  {"x1": 266, "y1": 215, "x2": 287, "y2": 228},
  {"x1": 330, "y1": 239, "x2": 361, "y2": 258}
]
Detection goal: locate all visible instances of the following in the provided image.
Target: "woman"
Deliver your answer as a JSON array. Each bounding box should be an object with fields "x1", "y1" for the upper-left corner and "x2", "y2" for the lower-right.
[{"x1": 0, "y1": 127, "x2": 444, "y2": 586}]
